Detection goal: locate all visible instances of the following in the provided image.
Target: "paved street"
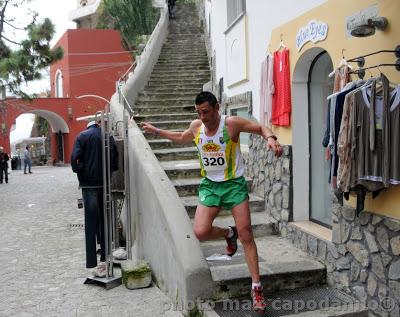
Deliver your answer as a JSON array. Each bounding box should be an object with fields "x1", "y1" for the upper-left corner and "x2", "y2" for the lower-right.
[{"x1": 0, "y1": 166, "x2": 182, "y2": 317}]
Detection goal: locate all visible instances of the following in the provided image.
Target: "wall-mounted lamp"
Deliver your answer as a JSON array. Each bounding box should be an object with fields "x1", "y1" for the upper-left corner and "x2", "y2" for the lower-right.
[
  {"x1": 351, "y1": 17, "x2": 388, "y2": 37},
  {"x1": 67, "y1": 105, "x2": 73, "y2": 120}
]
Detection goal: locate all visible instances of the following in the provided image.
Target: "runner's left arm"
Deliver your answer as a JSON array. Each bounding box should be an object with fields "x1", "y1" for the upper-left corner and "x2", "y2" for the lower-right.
[{"x1": 229, "y1": 116, "x2": 282, "y2": 157}]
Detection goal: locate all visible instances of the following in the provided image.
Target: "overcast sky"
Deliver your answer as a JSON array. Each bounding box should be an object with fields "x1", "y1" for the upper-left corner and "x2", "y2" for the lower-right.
[{"x1": 8, "y1": 0, "x2": 76, "y2": 144}]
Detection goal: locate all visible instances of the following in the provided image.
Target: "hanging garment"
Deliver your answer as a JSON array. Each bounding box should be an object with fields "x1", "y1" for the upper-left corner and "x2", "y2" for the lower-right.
[
  {"x1": 337, "y1": 90, "x2": 358, "y2": 192},
  {"x1": 259, "y1": 54, "x2": 274, "y2": 127},
  {"x1": 326, "y1": 84, "x2": 357, "y2": 188},
  {"x1": 350, "y1": 75, "x2": 398, "y2": 190},
  {"x1": 337, "y1": 80, "x2": 373, "y2": 192},
  {"x1": 272, "y1": 48, "x2": 291, "y2": 126},
  {"x1": 333, "y1": 66, "x2": 350, "y2": 93}
]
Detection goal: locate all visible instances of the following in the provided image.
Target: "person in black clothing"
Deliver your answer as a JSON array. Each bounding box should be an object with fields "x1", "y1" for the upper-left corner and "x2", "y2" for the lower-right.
[
  {"x1": 71, "y1": 120, "x2": 118, "y2": 277},
  {"x1": 168, "y1": 0, "x2": 176, "y2": 19},
  {"x1": 0, "y1": 146, "x2": 9, "y2": 184}
]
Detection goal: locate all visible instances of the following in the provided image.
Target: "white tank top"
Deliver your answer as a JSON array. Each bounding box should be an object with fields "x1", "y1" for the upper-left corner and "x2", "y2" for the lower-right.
[{"x1": 194, "y1": 115, "x2": 244, "y2": 182}]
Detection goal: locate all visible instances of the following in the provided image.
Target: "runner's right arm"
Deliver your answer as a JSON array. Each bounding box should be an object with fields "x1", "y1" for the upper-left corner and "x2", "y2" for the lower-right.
[{"x1": 141, "y1": 120, "x2": 200, "y2": 144}]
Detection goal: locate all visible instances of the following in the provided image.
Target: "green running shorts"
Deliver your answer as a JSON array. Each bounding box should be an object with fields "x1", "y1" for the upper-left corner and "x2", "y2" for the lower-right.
[{"x1": 198, "y1": 176, "x2": 248, "y2": 209}]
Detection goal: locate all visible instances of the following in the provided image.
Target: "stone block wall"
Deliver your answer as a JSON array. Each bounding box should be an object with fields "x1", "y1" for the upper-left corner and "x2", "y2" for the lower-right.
[
  {"x1": 247, "y1": 137, "x2": 400, "y2": 316},
  {"x1": 246, "y1": 134, "x2": 292, "y2": 223}
]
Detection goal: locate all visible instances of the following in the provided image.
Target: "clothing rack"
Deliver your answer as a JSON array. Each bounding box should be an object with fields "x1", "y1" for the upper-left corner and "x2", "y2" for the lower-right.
[
  {"x1": 350, "y1": 62, "x2": 400, "y2": 79},
  {"x1": 347, "y1": 45, "x2": 400, "y2": 79},
  {"x1": 347, "y1": 45, "x2": 400, "y2": 67}
]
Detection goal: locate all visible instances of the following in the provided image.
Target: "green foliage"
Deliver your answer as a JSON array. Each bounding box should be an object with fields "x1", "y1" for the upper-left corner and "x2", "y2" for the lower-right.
[
  {"x1": 0, "y1": 0, "x2": 63, "y2": 97},
  {"x1": 33, "y1": 116, "x2": 49, "y2": 138},
  {"x1": 99, "y1": 0, "x2": 160, "y2": 50}
]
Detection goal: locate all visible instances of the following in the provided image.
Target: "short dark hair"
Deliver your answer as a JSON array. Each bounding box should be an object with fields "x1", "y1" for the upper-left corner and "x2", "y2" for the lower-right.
[{"x1": 195, "y1": 91, "x2": 218, "y2": 107}]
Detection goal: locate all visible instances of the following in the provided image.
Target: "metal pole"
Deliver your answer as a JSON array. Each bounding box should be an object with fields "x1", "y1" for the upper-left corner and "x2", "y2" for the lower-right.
[
  {"x1": 100, "y1": 111, "x2": 109, "y2": 279},
  {"x1": 105, "y1": 104, "x2": 114, "y2": 277},
  {"x1": 123, "y1": 112, "x2": 132, "y2": 260}
]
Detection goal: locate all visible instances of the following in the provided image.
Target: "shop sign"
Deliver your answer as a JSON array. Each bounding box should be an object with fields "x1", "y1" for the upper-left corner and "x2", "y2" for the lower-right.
[{"x1": 296, "y1": 20, "x2": 328, "y2": 51}]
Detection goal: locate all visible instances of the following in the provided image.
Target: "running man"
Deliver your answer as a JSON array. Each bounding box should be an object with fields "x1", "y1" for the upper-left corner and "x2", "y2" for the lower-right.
[{"x1": 141, "y1": 91, "x2": 282, "y2": 311}]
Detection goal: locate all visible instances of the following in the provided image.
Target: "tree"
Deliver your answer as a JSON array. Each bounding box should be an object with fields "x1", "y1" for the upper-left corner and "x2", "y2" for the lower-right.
[
  {"x1": 98, "y1": 0, "x2": 159, "y2": 50},
  {"x1": 0, "y1": 0, "x2": 63, "y2": 97}
]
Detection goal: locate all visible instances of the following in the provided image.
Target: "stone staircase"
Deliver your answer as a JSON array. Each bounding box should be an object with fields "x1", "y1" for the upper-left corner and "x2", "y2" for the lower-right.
[{"x1": 133, "y1": 2, "x2": 367, "y2": 316}]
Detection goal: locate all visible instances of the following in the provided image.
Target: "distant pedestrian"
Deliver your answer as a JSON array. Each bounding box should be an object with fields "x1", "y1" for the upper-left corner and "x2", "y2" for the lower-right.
[
  {"x1": 71, "y1": 119, "x2": 118, "y2": 277},
  {"x1": 0, "y1": 146, "x2": 9, "y2": 184},
  {"x1": 167, "y1": 0, "x2": 176, "y2": 19},
  {"x1": 23, "y1": 146, "x2": 32, "y2": 174}
]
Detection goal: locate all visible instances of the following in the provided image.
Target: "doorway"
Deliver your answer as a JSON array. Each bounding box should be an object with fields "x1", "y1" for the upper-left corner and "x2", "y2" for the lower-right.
[
  {"x1": 308, "y1": 51, "x2": 334, "y2": 227},
  {"x1": 292, "y1": 47, "x2": 334, "y2": 227}
]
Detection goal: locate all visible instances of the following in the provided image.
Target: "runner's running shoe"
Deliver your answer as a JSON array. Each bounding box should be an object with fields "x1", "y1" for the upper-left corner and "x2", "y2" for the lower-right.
[
  {"x1": 225, "y1": 226, "x2": 238, "y2": 256},
  {"x1": 251, "y1": 285, "x2": 267, "y2": 311}
]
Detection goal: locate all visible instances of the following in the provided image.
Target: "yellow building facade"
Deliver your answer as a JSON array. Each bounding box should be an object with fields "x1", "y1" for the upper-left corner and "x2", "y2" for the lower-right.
[{"x1": 269, "y1": 0, "x2": 400, "y2": 220}]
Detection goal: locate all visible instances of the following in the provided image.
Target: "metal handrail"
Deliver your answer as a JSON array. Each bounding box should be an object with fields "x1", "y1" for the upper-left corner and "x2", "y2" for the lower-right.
[
  {"x1": 118, "y1": 61, "x2": 137, "y2": 84},
  {"x1": 118, "y1": 86, "x2": 135, "y2": 115}
]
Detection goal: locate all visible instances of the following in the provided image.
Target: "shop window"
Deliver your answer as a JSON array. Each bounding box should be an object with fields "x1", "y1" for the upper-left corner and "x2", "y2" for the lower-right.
[
  {"x1": 227, "y1": 0, "x2": 246, "y2": 27},
  {"x1": 228, "y1": 106, "x2": 250, "y2": 151}
]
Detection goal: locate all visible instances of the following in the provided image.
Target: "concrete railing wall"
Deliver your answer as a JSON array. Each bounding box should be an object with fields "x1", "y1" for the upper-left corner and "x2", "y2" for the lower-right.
[
  {"x1": 110, "y1": 3, "x2": 214, "y2": 310},
  {"x1": 126, "y1": 121, "x2": 213, "y2": 306}
]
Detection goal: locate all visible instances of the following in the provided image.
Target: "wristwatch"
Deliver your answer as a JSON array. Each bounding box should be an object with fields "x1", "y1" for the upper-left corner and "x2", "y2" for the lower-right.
[{"x1": 267, "y1": 135, "x2": 277, "y2": 141}]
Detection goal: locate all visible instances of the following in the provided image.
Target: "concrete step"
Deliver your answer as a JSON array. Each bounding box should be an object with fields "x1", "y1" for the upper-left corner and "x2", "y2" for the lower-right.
[
  {"x1": 147, "y1": 139, "x2": 194, "y2": 149},
  {"x1": 164, "y1": 38, "x2": 205, "y2": 43},
  {"x1": 158, "y1": 53, "x2": 207, "y2": 59},
  {"x1": 134, "y1": 113, "x2": 197, "y2": 123},
  {"x1": 153, "y1": 146, "x2": 198, "y2": 161},
  {"x1": 149, "y1": 71, "x2": 209, "y2": 77},
  {"x1": 150, "y1": 70, "x2": 210, "y2": 77},
  {"x1": 156, "y1": 56, "x2": 208, "y2": 62},
  {"x1": 166, "y1": 33, "x2": 205, "y2": 38},
  {"x1": 208, "y1": 286, "x2": 368, "y2": 316},
  {"x1": 133, "y1": 105, "x2": 195, "y2": 115},
  {"x1": 159, "y1": 51, "x2": 206, "y2": 55},
  {"x1": 147, "y1": 79, "x2": 207, "y2": 87},
  {"x1": 140, "y1": 119, "x2": 192, "y2": 130},
  {"x1": 153, "y1": 64, "x2": 209, "y2": 71},
  {"x1": 161, "y1": 45, "x2": 207, "y2": 50},
  {"x1": 136, "y1": 96, "x2": 195, "y2": 103},
  {"x1": 143, "y1": 85, "x2": 204, "y2": 93},
  {"x1": 171, "y1": 177, "x2": 253, "y2": 197},
  {"x1": 148, "y1": 75, "x2": 209, "y2": 82},
  {"x1": 181, "y1": 193, "x2": 265, "y2": 218},
  {"x1": 156, "y1": 58, "x2": 208, "y2": 64},
  {"x1": 202, "y1": 235, "x2": 326, "y2": 300},
  {"x1": 138, "y1": 91, "x2": 201, "y2": 99},
  {"x1": 136, "y1": 99, "x2": 196, "y2": 106},
  {"x1": 160, "y1": 159, "x2": 200, "y2": 179}
]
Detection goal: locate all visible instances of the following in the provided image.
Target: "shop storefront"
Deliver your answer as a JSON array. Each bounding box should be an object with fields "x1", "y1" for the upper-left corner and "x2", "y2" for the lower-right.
[{"x1": 246, "y1": 0, "x2": 400, "y2": 312}]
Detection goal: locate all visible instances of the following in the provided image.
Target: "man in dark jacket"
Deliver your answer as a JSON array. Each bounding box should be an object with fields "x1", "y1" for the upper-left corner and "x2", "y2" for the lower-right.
[
  {"x1": 0, "y1": 146, "x2": 9, "y2": 184},
  {"x1": 71, "y1": 120, "x2": 118, "y2": 277}
]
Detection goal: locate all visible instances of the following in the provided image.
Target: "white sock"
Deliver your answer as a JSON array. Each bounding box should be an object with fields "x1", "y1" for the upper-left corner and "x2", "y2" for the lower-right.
[
  {"x1": 252, "y1": 282, "x2": 262, "y2": 289},
  {"x1": 227, "y1": 226, "x2": 234, "y2": 238}
]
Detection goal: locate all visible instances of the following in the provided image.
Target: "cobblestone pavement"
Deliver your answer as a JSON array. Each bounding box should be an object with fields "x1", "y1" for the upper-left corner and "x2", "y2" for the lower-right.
[{"x1": 0, "y1": 166, "x2": 182, "y2": 317}]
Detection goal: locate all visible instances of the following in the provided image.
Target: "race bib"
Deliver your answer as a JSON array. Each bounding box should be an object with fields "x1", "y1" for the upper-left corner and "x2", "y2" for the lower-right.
[{"x1": 201, "y1": 142, "x2": 226, "y2": 171}]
